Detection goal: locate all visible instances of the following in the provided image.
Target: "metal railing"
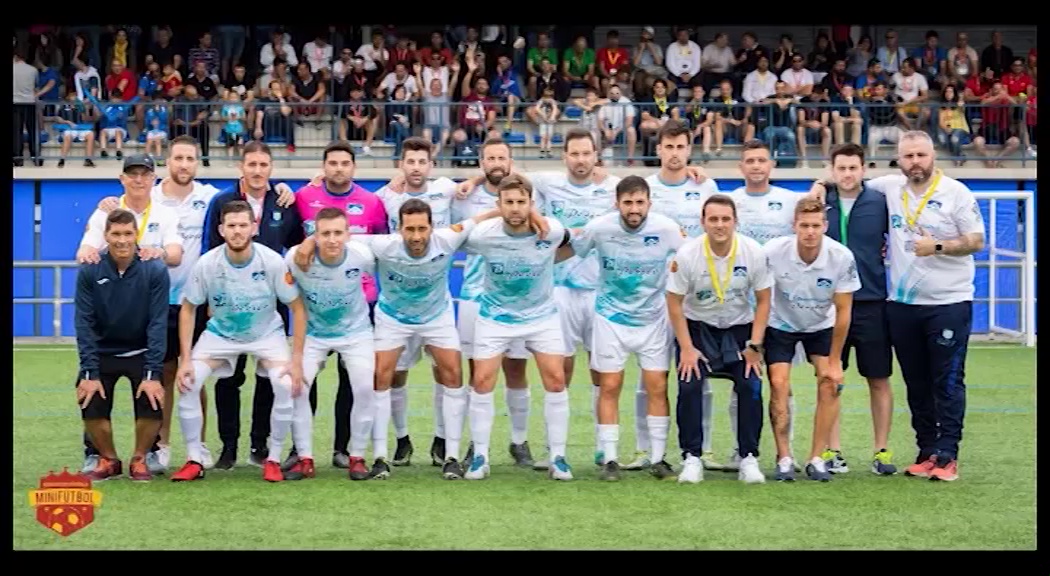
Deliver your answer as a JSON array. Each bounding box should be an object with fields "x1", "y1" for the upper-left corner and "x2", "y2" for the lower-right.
[{"x1": 16, "y1": 98, "x2": 1038, "y2": 165}]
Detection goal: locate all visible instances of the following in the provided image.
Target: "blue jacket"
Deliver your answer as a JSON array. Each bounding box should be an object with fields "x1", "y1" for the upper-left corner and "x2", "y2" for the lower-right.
[
  {"x1": 75, "y1": 252, "x2": 169, "y2": 380},
  {"x1": 824, "y1": 183, "x2": 888, "y2": 302},
  {"x1": 202, "y1": 184, "x2": 304, "y2": 255}
]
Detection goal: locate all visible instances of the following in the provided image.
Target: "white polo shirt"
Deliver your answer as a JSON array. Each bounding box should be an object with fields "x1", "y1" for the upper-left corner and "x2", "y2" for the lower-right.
[
  {"x1": 80, "y1": 197, "x2": 182, "y2": 253},
  {"x1": 867, "y1": 173, "x2": 986, "y2": 306},
  {"x1": 728, "y1": 186, "x2": 800, "y2": 245},
  {"x1": 764, "y1": 235, "x2": 861, "y2": 333},
  {"x1": 645, "y1": 173, "x2": 721, "y2": 239},
  {"x1": 666, "y1": 232, "x2": 772, "y2": 329}
]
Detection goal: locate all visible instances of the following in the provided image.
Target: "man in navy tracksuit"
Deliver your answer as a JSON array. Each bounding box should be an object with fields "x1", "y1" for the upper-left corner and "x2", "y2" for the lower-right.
[
  {"x1": 201, "y1": 142, "x2": 304, "y2": 470},
  {"x1": 75, "y1": 209, "x2": 169, "y2": 482},
  {"x1": 814, "y1": 143, "x2": 898, "y2": 476}
]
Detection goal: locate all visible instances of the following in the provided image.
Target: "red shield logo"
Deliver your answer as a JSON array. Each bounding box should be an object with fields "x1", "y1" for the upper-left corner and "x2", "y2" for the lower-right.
[{"x1": 29, "y1": 468, "x2": 102, "y2": 537}]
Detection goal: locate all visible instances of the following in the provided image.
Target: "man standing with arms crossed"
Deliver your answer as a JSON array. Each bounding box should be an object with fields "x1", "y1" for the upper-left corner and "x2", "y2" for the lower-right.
[
  {"x1": 569, "y1": 176, "x2": 685, "y2": 481},
  {"x1": 807, "y1": 143, "x2": 898, "y2": 476},
  {"x1": 461, "y1": 175, "x2": 575, "y2": 481},
  {"x1": 75, "y1": 209, "x2": 169, "y2": 482},
  {"x1": 172, "y1": 200, "x2": 307, "y2": 483},
  {"x1": 666, "y1": 194, "x2": 772, "y2": 485},
  {"x1": 762, "y1": 198, "x2": 860, "y2": 481}
]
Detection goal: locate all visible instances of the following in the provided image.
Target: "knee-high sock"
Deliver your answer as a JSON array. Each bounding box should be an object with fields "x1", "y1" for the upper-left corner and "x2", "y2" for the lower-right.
[
  {"x1": 390, "y1": 386, "x2": 409, "y2": 439},
  {"x1": 268, "y1": 372, "x2": 295, "y2": 463},
  {"x1": 701, "y1": 378, "x2": 714, "y2": 453},
  {"x1": 373, "y1": 390, "x2": 392, "y2": 460},
  {"x1": 544, "y1": 390, "x2": 570, "y2": 459},
  {"x1": 598, "y1": 424, "x2": 619, "y2": 464},
  {"x1": 635, "y1": 384, "x2": 650, "y2": 454},
  {"x1": 729, "y1": 390, "x2": 739, "y2": 453},
  {"x1": 591, "y1": 385, "x2": 601, "y2": 452},
  {"x1": 506, "y1": 387, "x2": 530, "y2": 445},
  {"x1": 345, "y1": 356, "x2": 375, "y2": 458},
  {"x1": 442, "y1": 386, "x2": 468, "y2": 461},
  {"x1": 179, "y1": 361, "x2": 212, "y2": 464},
  {"x1": 291, "y1": 388, "x2": 313, "y2": 460},
  {"x1": 647, "y1": 415, "x2": 670, "y2": 463},
  {"x1": 469, "y1": 390, "x2": 495, "y2": 460},
  {"x1": 433, "y1": 383, "x2": 445, "y2": 439}
]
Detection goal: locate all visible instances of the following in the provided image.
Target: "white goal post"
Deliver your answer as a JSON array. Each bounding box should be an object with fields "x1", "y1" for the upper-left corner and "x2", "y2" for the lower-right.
[{"x1": 974, "y1": 191, "x2": 1037, "y2": 347}]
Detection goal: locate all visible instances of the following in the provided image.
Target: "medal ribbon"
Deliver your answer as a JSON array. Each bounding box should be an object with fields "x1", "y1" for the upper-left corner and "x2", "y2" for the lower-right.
[
  {"x1": 703, "y1": 234, "x2": 738, "y2": 304},
  {"x1": 119, "y1": 195, "x2": 151, "y2": 244}
]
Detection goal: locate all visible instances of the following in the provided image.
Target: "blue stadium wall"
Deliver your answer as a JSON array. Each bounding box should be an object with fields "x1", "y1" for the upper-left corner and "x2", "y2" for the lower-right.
[{"x1": 12, "y1": 178, "x2": 1036, "y2": 337}]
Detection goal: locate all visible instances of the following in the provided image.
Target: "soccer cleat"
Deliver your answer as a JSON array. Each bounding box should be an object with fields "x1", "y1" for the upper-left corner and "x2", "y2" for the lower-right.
[
  {"x1": 84, "y1": 456, "x2": 122, "y2": 482},
  {"x1": 81, "y1": 454, "x2": 100, "y2": 475},
  {"x1": 263, "y1": 460, "x2": 284, "y2": 482},
  {"x1": 929, "y1": 458, "x2": 959, "y2": 482},
  {"x1": 392, "y1": 435, "x2": 414, "y2": 466},
  {"x1": 463, "y1": 442, "x2": 475, "y2": 466},
  {"x1": 593, "y1": 450, "x2": 605, "y2": 467},
  {"x1": 822, "y1": 449, "x2": 850, "y2": 474},
  {"x1": 621, "y1": 452, "x2": 651, "y2": 471},
  {"x1": 368, "y1": 458, "x2": 391, "y2": 480},
  {"x1": 280, "y1": 450, "x2": 300, "y2": 472},
  {"x1": 774, "y1": 457, "x2": 796, "y2": 482},
  {"x1": 348, "y1": 457, "x2": 370, "y2": 481},
  {"x1": 284, "y1": 458, "x2": 315, "y2": 481},
  {"x1": 532, "y1": 458, "x2": 550, "y2": 471},
  {"x1": 871, "y1": 449, "x2": 898, "y2": 476},
  {"x1": 171, "y1": 461, "x2": 205, "y2": 482},
  {"x1": 214, "y1": 446, "x2": 237, "y2": 471},
  {"x1": 332, "y1": 452, "x2": 351, "y2": 469},
  {"x1": 509, "y1": 441, "x2": 534, "y2": 467},
  {"x1": 442, "y1": 458, "x2": 464, "y2": 480},
  {"x1": 200, "y1": 444, "x2": 215, "y2": 470},
  {"x1": 464, "y1": 455, "x2": 490, "y2": 480},
  {"x1": 723, "y1": 450, "x2": 742, "y2": 472},
  {"x1": 599, "y1": 461, "x2": 621, "y2": 481},
  {"x1": 430, "y1": 437, "x2": 446, "y2": 466},
  {"x1": 155, "y1": 445, "x2": 171, "y2": 470},
  {"x1": 700, "y1": 451, "x2": 725, "y2": 471},
  {"x1": 549, "y1": 456, "x2": 573, "y2": 481},
  {"x1": 738, "y1": 454, "x2": 766, "y2": 484},
  {"x1": 650, "y1": 460, "x2": 676, "y2": 480},
  {"x1": 129, "y1": 456, "x2": 152, "y2": 482},
  {"x1": 248, "y1": 448, "x2": 268, "y2": 468},
  {"x1": 905, "y1": 455, "x2": 938, "y2": 478},
  {"x1": 805, "y1": 457, "x2": 832, "y2": 482},
  {"x1": 677, "y1": 455, "x2": 703, "y2": 484},
  {"x1": 146, "y1": 451, "x2": 165, "y2": 475}
]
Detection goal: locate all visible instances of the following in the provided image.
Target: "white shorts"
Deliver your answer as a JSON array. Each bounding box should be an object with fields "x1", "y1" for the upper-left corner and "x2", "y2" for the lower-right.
[
  {"x1": 101, "y1": 127, "x2": 128, "y2": 141},
  {"x1": 473, "y1": 313, "x2": 565, "y2": 361},
  {"x1": 590, "y1": 314, "x2": 672, "y2": 373},
  {"x1": 302, "y1": 333, "x2": 375, "y2": 384},
  {"x1": 146, "y1": 130, "x2": 168, "y2": 141},
  {"x1": 554, "y1": 286, "x2": 596, "y2": 355},
  {"x1": 62, "y1": 129, "x2": 93, "y2": 141},
  {"x1": 375, "y1": 305, "x2": 459, "y2": 370},
  {"x1": 457, "y1": 299, "x2": 529, "y2": 360},
  {"x1": 192, "y1": 329, "x2": 290, "y2": 379}
]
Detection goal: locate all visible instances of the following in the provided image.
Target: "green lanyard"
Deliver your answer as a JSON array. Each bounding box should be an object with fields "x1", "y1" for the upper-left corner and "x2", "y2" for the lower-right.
[{"x1": 838, "y1": 199, "x2": 849, "y2": 247}]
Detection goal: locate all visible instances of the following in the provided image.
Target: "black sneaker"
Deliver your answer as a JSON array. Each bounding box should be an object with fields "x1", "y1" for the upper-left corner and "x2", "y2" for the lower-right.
[
  {"x1": 84, "y1": 159, "x2": 95, "y2": 167},
  {"x1": 392, "y1": 435, "x2": 413, "y2": 466},
  {"x1": 509, "y1": 441, "x2": 534, "y2": 467},
  {"x1": 57, "y1": 159, "x2": 65, "y2": 168},
  {"x1": 369, "y1": 457, "x2": 391, "y2": 480},
  {"x1": 280, "y1": 449, "x2": 299, "y2": 472},
  {"x1": 249, "y1": 447, "x2": 268, "y2": 468},
  {"x1": 430, "y1": 437, "x2": 446, "y2": 466},
  {"x1": 599, "y1": 461, "x2": 621, "y2": 481},
  {"x1": 649, "y1": 460, "x2": 675, "y2": 480},
  {"x1": 442, "y1": 458, "x2": 464, "y2": 480},
  {"x1": 463, "y1": 441, "x2": 475, "y2": 465},
  {"x1": 214, "y1": 446, "x2": 237, "y2": 471}
]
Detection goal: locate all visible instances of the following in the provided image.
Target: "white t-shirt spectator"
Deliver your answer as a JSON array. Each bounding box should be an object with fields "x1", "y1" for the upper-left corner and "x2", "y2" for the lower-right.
[
  {"x1": 743, "y1": 69, "x2": 777, "y2": 103},
  {"x1": 381, "y1": 72, "x2": 418, "y2": 98},
  {"x1": 598, "y1": 96, "x2": 636, "y2": 131},
  {"x1": 74, "y1": 66, "x2": 101, "y2": 101},
  {"x1": 260, "y1": 41, "x2": 298, "y2": 74},
  {"x1": 780, "y1": 67, "x2": 814, "y2": 94},
  {"x1": 892, "y1": 71, "x2": 929, "y2": 102},
  {"x1": 422, "y1": 66, "x2": 450, "y2": 95},
  {"x1": 302, "y1": 41, "x2": 333, "y2": 73},
  {"x1": 666, "y1": 40, "x2": 701, "y2": 77},
  {"x1": 701, "y1": 43, "x2": 735, "y2": 73},
  {"x1": 356, "y1": 44, "x2": 389, "y2": 72}
]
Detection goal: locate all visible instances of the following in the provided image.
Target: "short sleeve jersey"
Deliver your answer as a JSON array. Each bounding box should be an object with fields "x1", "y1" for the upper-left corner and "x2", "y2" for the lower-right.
[
  {"x1": 285, "y1": 241, "x2": 375, "y2": 339},
  {"x1": 763, "y1": 235, "x2": 862, "y2": 333}
]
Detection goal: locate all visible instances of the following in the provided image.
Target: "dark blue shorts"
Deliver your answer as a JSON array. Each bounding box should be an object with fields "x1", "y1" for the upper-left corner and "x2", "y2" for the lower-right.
[
  {"x1": 842, "y1": 300, "x2": 893, "y2": 379},
  {"x1": 164, "y1": 304, "x2": 209, "y2": 364},
  {"x1": 764, "y1": 326, "x2": 833, "y2": 365}
]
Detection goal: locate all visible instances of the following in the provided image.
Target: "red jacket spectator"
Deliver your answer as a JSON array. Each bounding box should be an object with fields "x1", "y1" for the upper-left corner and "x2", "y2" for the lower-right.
[{"x1": 105, "y1": 63, "x2": 138, "y2": 102}]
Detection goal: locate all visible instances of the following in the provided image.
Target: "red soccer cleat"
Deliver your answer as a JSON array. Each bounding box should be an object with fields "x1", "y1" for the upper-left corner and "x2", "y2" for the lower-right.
[
  {"x1": 129, "y1": 456, "x2": 152, "y2": 482},
  {"x1": 84, "y1": 456, "x2": 122, "y2": 482},
  {"x1": 263, "y1": 460, "x2": 284, "y2": 482},
  {"x1": 171, "y1": 461, "x2": 205, "y2": 482},
  {"x1": 284, "y1": 458, "x2": 315, "y2": 481},
  {"x1": 348, "y1": 457, "x2": 370, "y2": 481}
]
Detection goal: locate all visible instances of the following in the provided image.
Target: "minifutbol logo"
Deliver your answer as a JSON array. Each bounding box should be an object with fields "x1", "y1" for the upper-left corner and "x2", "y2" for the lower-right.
[{"x1": 28, "y1": 468, "x2": 102, "y2": 537}]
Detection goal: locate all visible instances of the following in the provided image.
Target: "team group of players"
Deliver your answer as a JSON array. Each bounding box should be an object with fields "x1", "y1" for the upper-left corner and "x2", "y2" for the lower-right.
[{"x1": 73, "y1": 118, "x2": 984, "y2": 485}]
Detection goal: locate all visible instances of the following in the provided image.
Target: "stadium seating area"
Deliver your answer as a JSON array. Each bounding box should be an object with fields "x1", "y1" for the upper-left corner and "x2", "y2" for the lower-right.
[{"x1": 13, "y1": 25, "x2": 1038, "y2": 168}]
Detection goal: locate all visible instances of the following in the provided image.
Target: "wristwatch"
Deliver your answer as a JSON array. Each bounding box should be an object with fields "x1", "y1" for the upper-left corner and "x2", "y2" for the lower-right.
[
  {"x1": 745, "y1": 340, "x2": 763, "y2": 354},
  {"x1": 935, "y1": 243, "x2": 944, "y2": 253}
]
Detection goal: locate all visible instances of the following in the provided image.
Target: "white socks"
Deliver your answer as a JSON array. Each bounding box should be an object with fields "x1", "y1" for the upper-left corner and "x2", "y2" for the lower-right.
[
  {"x1": 701, "y1": 379, "x2": 714, "y2": 453},
  {"x1": 442, "y1": 386, "x2": 468, "y2": 461},
  {"x1": 178, "y1": 361, "x2": 212, "y2": 464},
  {"x1": 544, "y1": 390, "x2": 569, "y2": 460},
  {"x1": 268, "y1": 372, "x2": 295, "y2": 463},
  {"x1": 345, "y1": 356, "x2": 376, "y2": 458},
  {"x1": 505, "y1": 387, "x2": 530, "y2": 445},
  {"x1": 635, "y1": 386, "x2": 650, "y2": 454},
  {"x1": 468, "y1": 390, "x2": 495, "y2": 461},
  {"x1": 729, "y1": 389, "x2": 739, "y2": 454},
  {"x1": 390, "y1": 386, "x2": 408, "y2": 439},
  {"x1": 647, "y1": 415, "x2": 670, "y2": 464},
  {"x1": 291, "y1": 385, "x2": 313, "y2": 460},
  {"x1": 433, "y1": 383, "x2": 445, "y2": 439},
  {"x1": 598, "y1": 424, "x2": 619, "y2": 464},
  {"x1": 373, "y1": 390, "x2": 392, "y2": 460}
]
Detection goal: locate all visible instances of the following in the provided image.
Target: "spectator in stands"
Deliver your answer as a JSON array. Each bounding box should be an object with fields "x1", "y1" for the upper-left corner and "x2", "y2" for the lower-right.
[
  {"x1": 666, "y1": 28, "x2": 702, "y2": 91},
  {"x1": 562, "y1": 35, "x2": 598, "y2": 93},
  {"x1": 865, "y1": 81, "x2": 903, "y2": 167},
  {"x1": 417, "y1": 70, "x2": 452, "y2": 159},
  {"x1": 598, "y1": 84, "x2": 638, "y2": 164},
  {"x1": 574, "y1": 86, "x2": 605, "y2": 156},
  {"x1": 332, "y1": 48, "x2": 354, "y2": 83},
  {"x1": 290, "y1": 61, "x2": 327, "y2": 127},
  {"x1": 146, "y1": 27, "x2": 180, "y2": 74},
  {"x1": 35, "y1": 58, "x2": 61, "y2": 111},
  {"x1": 420, "y1": 51, "x2": 450, "y2": 96},
  {"x1": 1027, "y1": 48, "x2": 1037, "y2": 81},
  {"x1": 743, "y1": 54, "x2": 777, "y2": 106},
  {"x1": 33, "y1": 31, "x2": 63, "y2": 72},
  {"x1": 260, "y1": 29, "x2": 297, "y2": 74},
  {"x1": 701, "y1": 33, "x2": 735, "y2": 93},
  {"x1": 356, "y1": 31, "x2": 389, "y2": 83},
  {"x1": 972, "y1": 80, "x2": 1021, "y2": 166},
  {"x1": 806, "y1": 33, "x2": 836, "y2": 75},
  {"x1": 713, "y1": 77, "x2": 752, "y2": 153},
  {"x1": 1024, "y1": 85, "x2": 1036, "y2": 156},
  {"x1": 781, "y1": 52, "x2": 815, "y2": 98},
  {"x1": 378, "y1": 62, "x2": 419, "y2": 101},
  {"x1": 89, "y1": 87, "x2": 138, "y2": 160},
  {"x1": 337, "y1": 84, "x2": 377, "y2": 153},
  {"x1": 216, "y1": 25, "x2": 247, "y2": 80},
  {"x1": 302, "y1": 32, "x2": 333, "y2": 81},
  {"x1": 796, "y1": 84, "x2": 832, "y2": 168},
  {"x1": 912, "y1": 30, "x2": 947, "y2": 91},
  {"x1": 771, "y1": 34, "x2": 796, "y2": 75},
  {"x1": 526, "y1": 31, "x2": 558, "y2": 100},
  {"x1": 160, "y1": 63, "x2": 182, "y2": 99},
  {"x1": 1002, "y1": 56, "x2": 1034, "y2": 99},
  {"x1": 831, "y1": 84, "x2": 863, "y2": 146},
  {"x1": 893, "y1": 58, "x2": 931, "y2": 130},
  {"x1": 105, "y1": 28, "x2": 136, "y2": 74},
  {"x1": 224, "y1": 64, "x2": 254, "y2": 102},
  {"x1": 104, "y1": 59, "x2": 136, "y2": 102},
  {"x1": 531, "y1": 84, "x2": 560, "y2": 159},
  {"x1": 845, "y1": 35, "x2": 873, "y2": 78},
  {"x1": 963, "y1": 66, "x2": 996, "y2": 126},
  {"x1": 387, "y1": 84, "x2": 413, "y2": 161},
  {"x1": 632, "y1": 26, "x2": 667, "y2": 98},
  {"x1": 855, "y1": 58, "x2": 887, "y2": 100},
  {"x1": 257, "y1": 58, "x2": 291, "y2": 99},
  {"x1": 457, "y1": 55, "x2": 497, "y2": 143},
  {"x1": 597, "y1": 30, "x2": 630, "y2": 97},
  {"x1": 13, "y1": 48, "x2": 41, "y2": 167},
  {"x1": 762, "y1": 80, "x2": 798, "y2": 161},
  {"x1": 822, "y1": 58, "x2": 854, "y2": 98},
  {"x1": 532, "y1": 58, "x2": 567, "y2": 103},
  {"x1": 491, "y1": 53, "x2": 523, "y2": 131},
  {"x1": 637, "y1": 77, "x2": 675, "y2": 162},
  {"x1": 254, "y1": 79, "x2": 296, "y2": 152},
  {"x1": 188, "y1": 32, "x2": 220, "y2": 82},
  {"x1": 143, "y1": 93, "x2": 170, "y2": 162},
  {"x1": 185, "y1": 61, "x2": 219, "y2": 102},
  {"x1": 734, "y1": 32, "x2": 767, "y2": 81},
  {"x1": 681, "y1": 84, "x2": 713, "y2": 161},
  {"x1": 172, "y1": 85, "x2": 211, "y2": 165},
  {"x1": 138, "y1": 61, "x2": 161, "y2": 100},
  {"x1": 388, "y1": 36, "x2": 416, "y2": 73},
  {"x1": 876, "y1": 29, "x2": 908, "y2": 75},
  {"x1": 418, "y1": 31, "x2": 454, "y2": 69},
  {"x1": 981, "y1": 31, "x2": 1014, "y2": 77},
  {"x1": 937, "y1": 84, "x2": 972, "y2": 164},
  {"x1": 47, "y1": 90, "x2": 97, "y2": 167},
  {"x1": 220, "y1": 90, "x2": 248, "y2": 159},
  {"x1": 947, "y1": 32, "x2": 979, "y2": 86}
]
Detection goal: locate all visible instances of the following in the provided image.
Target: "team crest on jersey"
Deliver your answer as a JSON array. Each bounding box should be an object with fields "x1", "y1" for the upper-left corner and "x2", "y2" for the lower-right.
[
  {"x1": 816, "y1": 277, "x2": 833, "y2": 288},
  {"x1": 211, "y1": 294, "x2": 228, "y2": 307},
  {"x1": 192, "y1": 200, "x2": 206, "y2": 210},
  {"x1": 697, "y1": 289, "x2": 713, "y2": 300},
  {"x1": 890, "y1": 215, "x2": 904, "y2": 229},
  {"x1": 147, "y1": 222, "x2": 159, "y2": 232},
  {"x1": 536, "y1": 240, "x2": 552, "y2": 249},
  {"x1": 767, "y1": 201, "x2": 783, "y2": 211},
  {"x1": 549, "y1": 200, "x2": 565, "y2": 215},
  {"x1": 428, "y1": 193, "x2": 443, "y2": 200},
  {"x1": 926, "y1": 200, "x2": 942, "y2": 210},
  {"x1": 489, "y1": 262, "x2": 505, "y2": 274},
  {"x1": 643, "y1": 236, "x2": 660, "y2": 246},
  {"x1": 272, "y1": 211, "x2": 282, "y2": 221},
  {"x1": 347, "y1": 203, "x2": 364, "y2": 215},
  {"x1": 602, "y1": 257, "x2": 616, "y2": 270},
  {"x1": 733, "y1": 265, "x2": 748, "y2": 277},
  {"x1": 251, "y1": 271, "x2": 266, "y2": 281},
  {"x1": 387, "y1": 271, "x2": 404, "y2": 283},
  {"x1": 430, "y1": 254, "x2": 446, "y2": 262},
  {"x1": 346, "y1": 268, "x2": 360, "y2": 279},
  {"x1": 592, "y1": 189, "x2": 608, "y2": 197},
  {"x1": 685, "y1": 192, "x2": 702, "y2": 199}
]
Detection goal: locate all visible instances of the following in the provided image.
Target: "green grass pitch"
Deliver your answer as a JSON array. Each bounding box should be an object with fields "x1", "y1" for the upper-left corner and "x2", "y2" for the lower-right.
[{"x1": 12, "y1": 344, "x2": 1036, "y2": 550}]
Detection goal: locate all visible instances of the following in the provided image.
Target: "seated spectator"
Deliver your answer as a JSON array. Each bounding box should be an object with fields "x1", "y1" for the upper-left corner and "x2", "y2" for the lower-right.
[
  {"x1": 420, "y1": 51, "x2": 450, "y2": 96},
  {"x1": 912, "y1": 30, "x2": 947, "y2": 91},
  {"x1": 854, "y1": 58, "x2": 888, "y2": 100},
  {"x1": 387, "y1": 84, "x2": 413, "y2": 161},
  {"x1": 417, "y1": 31, "x2": 454, "y2": 69},
  {"x1": 257, "y1": 58, "x2": 292, "y2": 99},
  {"x1": 223, "y1": 64, "x2": 256, "y2": 119},
  {"x1": 531, "y1": 58, "x2": 567, "y2": 102},
  {"x1": 963, "y1": 67, "x2": 996, "y2": 128},
  {"x1": 260, "y1": 29, "x2": 297, "y2": 74},
  {"x1": 356, "y1": 31, "x2": 389, "y2": 83},
  {"x1": 188, "y1": 32, "x2": 220, "y2": 82},
  {"x1": 87, "y1": 87, "x2": 138, "y2": 159},
  {"x1": 221, "y1": 90, "x2": 248, "y2": 159},
  {"x1": 761, "y1": 81, "x2": 798, "y2": 163},
  {"x1": 947, "y1": 32, "x2": 979, "y2": 88},
  {"x1": 806, "y1": 33, "x2": 836, "y2": 76},
  {"x1": 378, "y1": 62, "x2": 418, "y2": 100},
  {"x1": 893, "y1": 58, "x2": 931, "y2": 130},
  {"x1": 781, "y1": 52, "x2": 815, "y2": 98},
  {"x1": 337, "y1": 84, "x2": 377, "y2": 154},
  {"x1": 143, "y1": 93, "x2": 170, "y2": 162},
  {"x1": 573, "y1": 86, "x2": 606, "y2": 158},
  {"x1": 490, "y1": 53, "x2": 522, "y2": 131},
  {"x1": 734, "y1": 32, "x2": 769, "y2": 83},
  {"x1": 712, "y1": 77, "x2": 753, "y2": 153},
  {"x1": 104, "y1": 59, "x2": 136, "y2": 102},
  {"x1": 289, "y1": 61, "x2": 327, "y2": 126},
  {"x1": 821, "y1": 58, "x2": 855, "y2": 98},
  {"x1": 796, "y1": 84, "x2": 832, "y2": 167},
  {"x1": 526, "y1": 31, "x2": 559, "y2": 100},
  {"x1": 770, "y1": 34, "x2": 796, "y2": 75},
  {"x1": 666, "y1": 28, "x2": 702, "y2": 91},
  {"x1": 865, "y1": 81, "x2": 903, "y2": 167},
  {"x1": 562, "y1": 35, "x2": 598, "y2": 93},
  {"x1": 332, "y1": 49, "x2": 355, "y2": 83},
  {"x1": 160, "y1": 63, "x2": 182, "y2": 100},
  {"x1": 530, "y1": 84, "x2": 560, "y2": 159},
  {"x1": 830, "y1": 84, "x2": 863, "y2": 146},
  {"x1": 172, "y1": 85, "x2": 211, "y2": 165},
  {"x1": 105, "y1": 29, "x2": 136, "y2": 74},
  {"x1": 701, "y1": 32, "x2": 735, "y2": 93},
  {"x1": 146, "y1": 27, "x2": 181, "y2": 73},
  {"x1": 388, "y1": 37, "x2": 416, "y2": 73},
  {"x1": 680, "y1": 85, "x2": 712, "y2": 160},
  {"x1": 972, "y1": 81, "x2": 1021, "y2": 167},
  {"x1": 185, "y1": 61, "x2": 220, "y2": 102},
  {"x1": 302, "y1": 32, "x2": 333, "y2": 81},
  {"x1": 845, "y1": 35, "x2": 873, "y2": 78},
  {"x1": 597, "y1": 30, "x2": 631, "y2": 97},
  {"x1": 416, "y1": 64, "x2": 453, "y2": 158},
  {"x1": 980, "y1": 30, "x2": 1014, "y2": 77},
  {"x1": 456, "y1": 58, "x2": 497, "y2": 143},
  {"x1": 743, "y1": 55, "x2": 777, "y2": 104},
  {"x1": 253, "y1": 80, "x2": 296, "y2": 152},
  {"x1": 937, "y1": 84, "x2": 972, "y2": 164},
  {"x1": 876, "y1": 29, "x2": 908, "y2": 75},
  {"x1": 637, "y1": 78, "x2": 676, "y2": 163},
  {"x1": 46, "y1": 90, "x2": 97, "y2": 167}
]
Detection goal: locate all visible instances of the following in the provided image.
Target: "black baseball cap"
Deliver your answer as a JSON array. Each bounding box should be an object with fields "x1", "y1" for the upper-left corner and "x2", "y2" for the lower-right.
[{"x1": 122, "y1": 155, "x2": 155, "y2": 173}]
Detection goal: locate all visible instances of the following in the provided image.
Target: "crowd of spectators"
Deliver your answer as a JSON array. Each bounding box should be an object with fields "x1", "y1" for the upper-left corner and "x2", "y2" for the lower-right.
[{"x1": 12, "y1": 25, "x2": 1038, "y2": 168}]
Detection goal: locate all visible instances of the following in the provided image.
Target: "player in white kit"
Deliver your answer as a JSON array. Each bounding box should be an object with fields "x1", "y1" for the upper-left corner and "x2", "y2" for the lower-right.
[
  {"x1": 460, "y1": 175, "x2": 576, "y2": 481},
  {"x1": 567, "y1": 176, "x2": 685, "y2": 481},
  {"x1": 285, "y1": 208, "x2": 378, "y2": 482},
  {"x1": 170, "y1": 200, "x2": 307, "y2": 483},
  {"x1": 762, "y1": 198, "x2": 860, "y2": 481}
]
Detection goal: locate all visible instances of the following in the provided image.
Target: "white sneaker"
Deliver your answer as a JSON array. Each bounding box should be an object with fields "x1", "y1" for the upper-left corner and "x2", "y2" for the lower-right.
[
  {"x1": 549, "y1": 456, "x2": 574, "y2": 481},
  {"x1": 362, "y1": 146, "x2": 373, "y2": 156},
  {"x1": 156, "y1": 445, "x2": 171, "y2": 469},
  {"x1": 200, "y1": 444, "x2": 214, "y2": 470},
  {"x1": 464, "y1": 455, "x2": 490, "y2": 480},
  {"x1": 738, "y1": 454, "x2": 766, "y2": 484},
  {"x1": 677, "y1": 454, "x2": 704, "y2": 483}
]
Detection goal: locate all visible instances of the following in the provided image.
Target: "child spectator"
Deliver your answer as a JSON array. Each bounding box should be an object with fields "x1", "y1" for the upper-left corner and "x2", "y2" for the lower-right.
[
  {"x1": 533, "y1": 84, "x2": 560, "y2": 158},
  {"x1": 143, "y1": 94, "x2": 170, "y2": 163},
  {"x1": 221, "y1": 90, "x2": 248, "y2": 159}
]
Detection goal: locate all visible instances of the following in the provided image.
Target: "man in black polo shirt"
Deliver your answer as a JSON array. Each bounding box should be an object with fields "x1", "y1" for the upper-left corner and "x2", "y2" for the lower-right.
[
  {"x1": 202, "y1": 140, "x2": 305, "y2": 469},
  {"x1": 75, "y1": 209, "x2": 169, "y2": 482},
  {"x1": 809, "y1": 143, "x2": 898, "y2": 477}
]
